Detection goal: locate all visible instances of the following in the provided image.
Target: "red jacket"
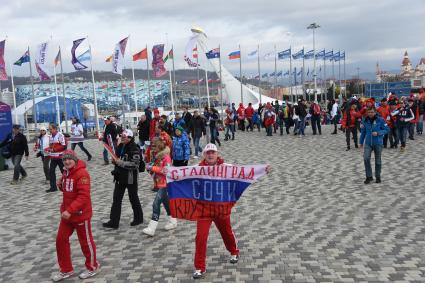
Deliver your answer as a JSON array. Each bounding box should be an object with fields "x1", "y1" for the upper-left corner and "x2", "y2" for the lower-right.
[
  {"x1": 244, "y1": 106, "x2": 254, "y2": 119},
  {"x1": 377, "y1": 105, "x2": 391, "y2": 126},
  {"x1": 341, "y1": 110, "x2": 361, "y2": 128},
  {"x1": 237, "y1": 106, "x2": 245, "y2": 120},
  {"x1": 59, "y1": 160, "x2": 92, "y2": 223},
  {"x1": 149, "y1": 117, "x2": 160, "y2": 140},
  {"x1": 149, "y1": 147, "x2": 172, "y2": 189},
  {"x1": 199, "y1": 157, "x2": 225, "y2": 166}
]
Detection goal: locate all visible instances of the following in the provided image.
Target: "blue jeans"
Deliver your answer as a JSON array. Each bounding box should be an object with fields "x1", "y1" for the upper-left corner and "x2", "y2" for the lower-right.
[
  {"x1": 152, "y1": 188, "x2": 171, "y2": 221},
  {"x1": 417, "y1": 114, "x2": 423, "y2": 133},
  {"x1": 210, "y1": 126, "x2": 217, "y2": 144},
  {"x1": 193, "y1": 136, "x2": 202, "y2": 156},
  {"x1": 298, "y1": 117, "x2": 306, "y2": 135},
  {"x1": 398, "y1": 125, "x2": 409, "y2": 146},
  {"x1": 363, "y1": 144, "x2": 382, "y2": 178},
  {"x1": 11, "y1": 155, "x2": 27, "y2": 181}
]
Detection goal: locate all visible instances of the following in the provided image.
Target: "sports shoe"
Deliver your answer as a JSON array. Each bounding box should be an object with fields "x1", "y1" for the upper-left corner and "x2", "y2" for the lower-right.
[
  {"x1": 192, "y1": 270, "x2": 205, "y2": 279},
  {"x1": 52, "y1": 271, "x2": 74, "y2": 282},
  {"x1": 79, "y1": 267, "x2": 99, "y2": 279},
  {"x1": 164, "y1": 217, "x2": 177, "y2": 230},
  {"x1": 45, "y1": 188, "x2": 58, "y2": 193},
  {"x1": 102, "y1": 221, "x2": 119, "y2": 229},
  {"x1": 230, "y1": 255, "x2": 239, "y2": 264},
  {"x1": 10, "y1": 180, "x2": 19, "y2": 185},
  {"x1": 130, "y1": 219, "x2": 143, "y2": 226},
  {"x1": 364, "y1": 177, "x2": 373, "y2": 184},
  {"x1": 375, "y1": 177, "x2": 381, "y2": 184}
]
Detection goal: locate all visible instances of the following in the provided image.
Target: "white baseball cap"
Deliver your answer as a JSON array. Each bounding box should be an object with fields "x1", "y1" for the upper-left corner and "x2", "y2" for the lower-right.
[
  {"x1": 40, "y1": 126, "x2": 47, "y2": 131},
  {"x1": 122, "y1": 129, "x2": 134, "y2": 138},
  {"x1": 202, "y1": 143, "x2": 218, "y2": 155}
]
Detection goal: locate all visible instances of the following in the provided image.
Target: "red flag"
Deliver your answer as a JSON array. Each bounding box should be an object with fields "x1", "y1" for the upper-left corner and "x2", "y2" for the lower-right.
[
  {"x1": 193, "y1": 46, "x2": 198, "y2": 59},
  {"x1": 133, "y1": 48, "x2": 148, "y2": 61}
]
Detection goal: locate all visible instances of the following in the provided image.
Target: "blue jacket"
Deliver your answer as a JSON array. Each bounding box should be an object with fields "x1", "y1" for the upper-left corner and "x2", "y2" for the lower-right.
[
  {"x1": 172, "y1": 132, "x2": 190, "y2": 161},
  {"x1": 360, "y1": 115, "x2": 389, "y2": 146},
  {"x1": 173, "y1": 118, "x2": 186, "y2": 132}
]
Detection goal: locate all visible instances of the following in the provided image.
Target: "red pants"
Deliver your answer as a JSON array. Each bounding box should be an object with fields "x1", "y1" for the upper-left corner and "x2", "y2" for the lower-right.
[
  {"x1": 194, "y1": 216, "x2": 239, "y2": 272},
  {"x1": 56, "y1": 219, "x2": 98, "y2": 273}
]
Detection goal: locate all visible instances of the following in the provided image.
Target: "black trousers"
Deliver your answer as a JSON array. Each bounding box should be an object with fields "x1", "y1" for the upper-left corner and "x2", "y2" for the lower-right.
[
  {"x1": 173, "y1": 160, "x2": 188, "y2": 167},
  {"x1": 50, "y1": 159, "x2": 64, "y2": 190},
  {"x1": 345, "y1": 127, "x2": 358, "y2": 148},
  {"x1": 109, "y1": 182, "x2": 143, "y2": 226},
  {"x1": 311, "y1": 115, "x2": 322, "y2": 134},
  {"x1": 71, "y1": 142, "x2": 92, "y2": 158}
]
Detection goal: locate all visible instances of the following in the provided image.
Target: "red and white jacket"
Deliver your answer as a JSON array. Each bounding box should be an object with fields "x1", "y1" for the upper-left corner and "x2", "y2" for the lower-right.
[
  {"x1": 59, "y1": 160, "x2": 92, "y2": 223},
  {"x1": 49, "y1": 132, "x2": 67, "y2": 159}
]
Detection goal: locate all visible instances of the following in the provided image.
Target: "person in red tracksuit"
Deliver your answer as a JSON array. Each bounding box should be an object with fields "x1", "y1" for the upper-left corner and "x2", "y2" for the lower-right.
[
  {"x1": 52, "y1": 150, "x2": 99, "y2": 282},
  {"x1": 244, "y1": 103, "x2": 255, "y2": 131},
  {"x1": 377, "y1": 98, "x2": 391, "y2": 148},
  {"x1": 341, "y1": 102, "x2": 361, "y2": 151}
]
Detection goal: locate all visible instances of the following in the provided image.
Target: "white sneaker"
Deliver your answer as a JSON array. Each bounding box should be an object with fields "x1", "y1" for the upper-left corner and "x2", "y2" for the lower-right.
[
  {"x1": 230, "y1": 254, "x2": 239, "y2": 264},
  {"x1": 193, "y1": 155, "x2": 199, "y2": 159},
  {"x1": 164, "y1": 216, "x2": 177, "y2": 230},
  {"x1": 52, "y1": 271, "x2": 74, "y2": 282},
  {"x1": 79, "y1": 267, "x2": 99, "y2": 279},
  {"x1": 142, "y1": 220, "x2": 158, "y2": 236},
  {"x1": 192, "y1": 270, "x2": 205, "y2": 279}
]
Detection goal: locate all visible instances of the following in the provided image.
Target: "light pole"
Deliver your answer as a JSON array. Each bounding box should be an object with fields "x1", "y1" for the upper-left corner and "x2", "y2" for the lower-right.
[
  {"x1": 307, "y1": 23, "x2": 320, "y2": 101},
  {"x1": 356, "y1": 67, "x2": 360, "y2": 96}
]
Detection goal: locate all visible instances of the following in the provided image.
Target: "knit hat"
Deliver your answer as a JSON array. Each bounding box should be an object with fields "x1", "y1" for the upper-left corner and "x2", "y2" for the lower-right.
[
  {"x1": 153, "y1": 108, "x2": 160, "y2": 115},
  {"x1": 62, "y1": 150, "x2": 78, "y2": 162},
  {"x1": 175, "y1": 125, "x2": 185, "y2": 133}
]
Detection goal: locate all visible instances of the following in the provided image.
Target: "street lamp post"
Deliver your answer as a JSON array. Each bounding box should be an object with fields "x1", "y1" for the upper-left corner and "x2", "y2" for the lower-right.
[{"x1": 307, "y1": 23, "x2": 320, "y2": 101}]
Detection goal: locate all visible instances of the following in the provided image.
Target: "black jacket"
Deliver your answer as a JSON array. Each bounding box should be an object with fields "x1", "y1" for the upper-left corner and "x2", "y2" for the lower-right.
[
  {"x1": 190, "y1": 116, "x2": 206, "y2": 138},
  {"x1": 103, "y1": 123, "x2": 118, "y2": 143},
  {"x1": 112, "y1": 140, "x2": 140, "y2": 185},
  {"x1": 137, "y1": 120, "x2": 150, "y2": 142},
  {"x1": 0, "y1": 132, "x2": 29, "y2": 156}
]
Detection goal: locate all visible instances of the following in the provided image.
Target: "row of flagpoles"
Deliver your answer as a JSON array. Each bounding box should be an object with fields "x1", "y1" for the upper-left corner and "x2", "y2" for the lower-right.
[{"x1": 0, "y1": 35, "x2": 347, "y2": 133}]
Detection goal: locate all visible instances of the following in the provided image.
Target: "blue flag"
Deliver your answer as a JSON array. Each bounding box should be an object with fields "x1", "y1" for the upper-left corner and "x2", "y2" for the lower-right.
[
  {"x1": 284, "y1": 70, "x2": 290, "y2": 76},
  {"x1": 292, "y1": 48, "x2": 304, "y2": 60},
  {"x1": 278, "y1": 48, "x2": 291, "y2": 60},
  {"x1": 276, "y1": 70, "x2": 283, "y2": 77},
  {"x1": 325, "y1": 50, "x2": 334, "y2": 60},
  {"x1": 297, "y1": 69, "x2": 302, "y2": 76},
  {"x1": 315, "y1": 49, "x2": 325, "y2": 59},
  {"x1": 14, "y1": 50, "x2": 30, "y2": 66},
  {"x1": 340, "y1": 51, "x2": 345, "y2": 60},
  {"x1": 262, "y1": 73, "x2": 268, "y2": 78},
  {"x1": 206, "y1": 48, "x2": 220, "y2": 59},
  {"x1": 303, "y1": 50, "x2": 315, "y2": 59},
  {"x1": 333, "y1": 51, "x2": 341, "y2": 62},
  {"x1": 269, "y1": 71, "x2": 276, "y2": 77}
]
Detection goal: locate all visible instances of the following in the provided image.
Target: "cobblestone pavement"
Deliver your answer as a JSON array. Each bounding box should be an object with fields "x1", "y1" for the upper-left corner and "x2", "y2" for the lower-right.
[{"x1": 1, "y1": 125, "x2": 425, "y2": 283}]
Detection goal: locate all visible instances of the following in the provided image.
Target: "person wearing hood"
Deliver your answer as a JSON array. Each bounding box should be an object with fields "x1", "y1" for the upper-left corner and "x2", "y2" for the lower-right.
[
  {"x1": 52, "y1": 150, "x2": 99, "y2": 281},
  {"x1": 103, "y1": 129, "x2": 143, "y2": 229},
  {"x1": 172, "y1": 125, "x2": 191, "y2": 166}
]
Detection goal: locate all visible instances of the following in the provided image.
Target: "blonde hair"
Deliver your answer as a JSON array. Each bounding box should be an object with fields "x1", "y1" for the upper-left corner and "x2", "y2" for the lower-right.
[{"x1": 152, "y1": 137, "x2": 166, "y2": 152}]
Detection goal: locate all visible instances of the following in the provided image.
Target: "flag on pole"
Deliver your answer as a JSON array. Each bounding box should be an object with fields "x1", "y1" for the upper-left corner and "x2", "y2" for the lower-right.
[
  {"x1": 247, "y1": 50, "x2": 258, "y2": 59},
  {"x1": 77, "y1": 49, "x2": 91, "y2": 62},
  {"x1": 306, "y1": 68, "x2": 310, "y2": 76},
  {"x1": 151, "y1": 44, "x2": 166, "y2": 78},
  {"x1": 54, "y1": 49, "x2": 61, "y2": 66},
  {"x1": 206, "y1": 48, "x2": 220, "y2": 59},
  {"x1": 297, "y1": 69, "x2": 302, "y2": 76},
  {"x1": 278, "y1": 48, "x2": 291, "y2": 60},
  {"x1": 163, "y1": 49, "x2": 174, "y2": 63},
  {"x1": 303, "y1": 50, "x2": 315, "y2": 59},
  {"x1": 315, "y1": 49, "x2": 325, "y2": 59},
  {"x1": 263, "y1": 51, "x2": 275, "y2": 60},
  {"x1": 292, "y1": 48, "x2": 304, "y2": 60},
  {"x1": 333, "y1": 51, "x2": 341, "y2": 62},
  {"x1": 112, "y1": 37, "x2": 129, "y2": 75},
  {"x1": 269, "y1": 71, "x2": 276, "y2": 77},
  {"x1": 71, "y1": 38, "x2": 88, "y2": 70},
  {"x1": 105, "y1": 55, "x2": 113, "y2": 62},
  {"x1": 276, "y1": 70, "x2": 283, "y2": 77},
  {"x1": 166, "y1": 164, "x2": 268, "y2": 221},
  {"x1": 192, "y1": 46, "x2": 198, "y2": 59},
  {"x1": 14, "y1": 50, "x2": 30, "y2": 66},
  {"x1": 340, "y1": 51, "x2": 345, "y2": 60},
  {"x1": 0, "y1": 40, "x2": 7, "y2": 80},
  {"x1": 228, "y1": 50, "x2": 241, "y2": 60},
  {"x1": 35, "y1": 42, "x2": 51, "y2": 81},
  {"x1": 132, "y1": 48, "x2": 147, "y2": 61},
  {"x1": 325, "y1": 50, "x2": 334, "y2": 60},
  {"x1": 262, "y1": 73, "x2": 268, "y2": 78},
  {"x1": 284, "y1": 70, "x2": 290, "y2": 76}
]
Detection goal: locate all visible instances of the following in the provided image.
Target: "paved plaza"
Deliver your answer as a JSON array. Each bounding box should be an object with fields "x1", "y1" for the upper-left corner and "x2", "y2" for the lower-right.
[{"x1": 1, "y1": 125, "x2": 425, "y2": 283}]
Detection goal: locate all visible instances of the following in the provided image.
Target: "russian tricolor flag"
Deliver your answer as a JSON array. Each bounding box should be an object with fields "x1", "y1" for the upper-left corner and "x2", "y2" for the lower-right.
[
  {"x1": 166, "y1": 164, "x2": 267, "y2": 221},
  {"x1": 228, "y1": 51, "x2": 241, "y2": 60}
]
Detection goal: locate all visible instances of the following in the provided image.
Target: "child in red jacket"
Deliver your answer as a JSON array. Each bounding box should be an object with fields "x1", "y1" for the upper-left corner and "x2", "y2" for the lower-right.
[{"x1": 52, "y1": 150, "x2": 99, "y2": 282}]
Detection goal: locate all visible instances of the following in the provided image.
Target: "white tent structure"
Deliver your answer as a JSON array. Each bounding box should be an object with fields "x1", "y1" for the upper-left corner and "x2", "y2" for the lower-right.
[{"x1": 191, "y1": 27, "x2": 281, "y2": 108}]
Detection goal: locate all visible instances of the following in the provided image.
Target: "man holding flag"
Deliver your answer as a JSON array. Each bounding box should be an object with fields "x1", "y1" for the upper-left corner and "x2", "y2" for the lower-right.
[{"x1": 165, "y1": 143, "x2": 271, "y2": 279}]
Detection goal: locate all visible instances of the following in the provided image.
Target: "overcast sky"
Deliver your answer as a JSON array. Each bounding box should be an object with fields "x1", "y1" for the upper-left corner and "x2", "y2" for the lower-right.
[{"x1": 2, "y1": 0, "x2": 425, "y2": 79}]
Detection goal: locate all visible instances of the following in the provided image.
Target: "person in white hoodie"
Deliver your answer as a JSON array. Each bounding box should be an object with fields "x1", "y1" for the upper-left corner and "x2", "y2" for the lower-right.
[
  {"x1": 70, "y1": 118, "x2": 92, "y2": 161},
  {"x1": 33, "y1": 127, "x2": 51, "y2": 183},
  {"x1": 331, "y1": 99, "x2": 340, "y2": 134}
]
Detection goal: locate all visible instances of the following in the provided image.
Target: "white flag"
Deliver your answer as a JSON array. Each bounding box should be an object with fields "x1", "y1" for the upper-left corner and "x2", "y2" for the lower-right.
[
  {"x1": 246, "y1": 50, "x2": 258, "y2": 60},
  {"x1": 112, "y1": 37, "x2": 128, "y2": 75},
  {"x1": 35, "y1": 42, "x2": 50, "y2": 81},
  {"x1": 264, "y1": 51, "x2": 275, "y2": 61}
]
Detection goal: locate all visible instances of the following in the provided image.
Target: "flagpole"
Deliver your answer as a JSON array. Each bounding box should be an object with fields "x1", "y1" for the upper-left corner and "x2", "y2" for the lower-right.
[
  {"x1": 171, "y1": 44, "x2": 177, "y2": 112},
  {"x1": 146, "y1": 44, "x2": 151, "y2": 107},
  {"x1": 323, "y1": 54, "x2": 326, "y2": 102},
  {"x1": 88, "y1": 45, "x2": 100, "y2": 137},
  {"x1": 338, "y1": 49, "x2": 341, "y2": 100},
  {"x1": 196, "y1": 47, "x2": 201, "y2": 111},
  {"x1": 53, "y1": 60, "x2": 61, "y2": 131},
  {"x1": 27, "y1": 47, "x2": 37, "y2": 130},
  {"x1": 120, "y1": 76, "x2": 126, "y2": 125},
  {"x1": 218, "y1": 44, "x2": 224, "y2": 118},
  {"x1": 332, "y1": 50, "x2": 335, "y2": 100},
  {"x1": 205, "y1": 69, "x2": 210, "y2": 108},
  {"x1": 274, "y1": 45, "x2": 277, "y2": 91},
  {"x1": 239, "y1": 44, "x2": 243, "y2": 104},
  {"x1": 129, "y1": 39, "x2": 138, "y2": 121},
  {"x1": 58, "y1": 46, "x2": 68, "y2": 133},
  {"x1": 343, "y1": 53, "x2": 346, "y2": 97},
  {"x1": 9, "y1": 63, "x2": 18, "y2": 124},
  {"x1": 169, "y1": 69, "x2": 175, "y2": 113},
  {"x1": 257, "y1": 44, "x2": 261, "y2": 105},
  {"x1": 302, "y1": 47, "x2": 305, "y2": 100},
  {"x1": 289, "y1": 46, "x2": 292, "y2": 101}
]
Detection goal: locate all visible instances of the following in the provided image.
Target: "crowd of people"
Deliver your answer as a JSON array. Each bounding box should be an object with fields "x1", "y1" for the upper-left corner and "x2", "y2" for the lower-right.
[{"x1": 1, "y1": 88, "x2": 424, "y2": 281}]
